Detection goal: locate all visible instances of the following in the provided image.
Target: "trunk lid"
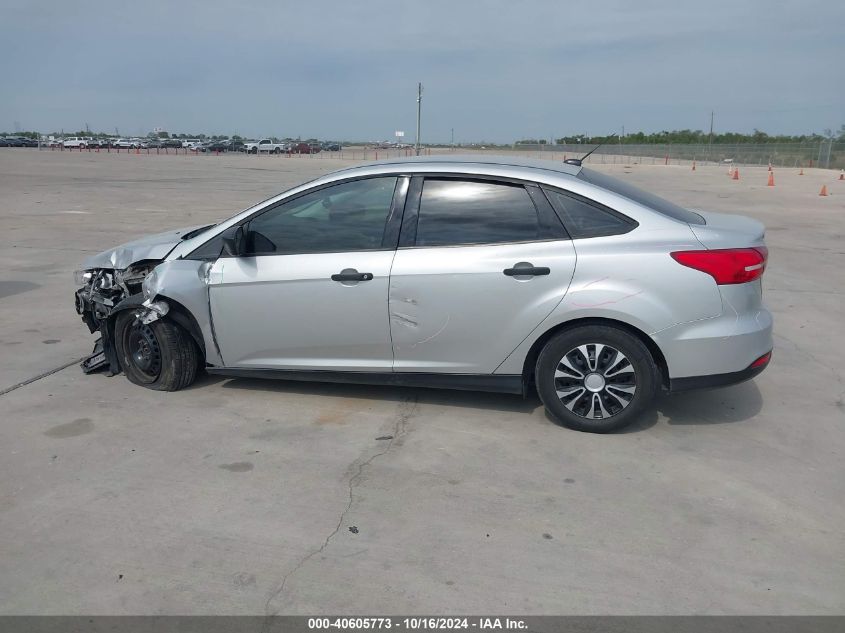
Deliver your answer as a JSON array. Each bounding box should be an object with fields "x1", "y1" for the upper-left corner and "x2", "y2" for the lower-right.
[{"x1": 688, "y1": 210, "x2": 766, "y2": 249}]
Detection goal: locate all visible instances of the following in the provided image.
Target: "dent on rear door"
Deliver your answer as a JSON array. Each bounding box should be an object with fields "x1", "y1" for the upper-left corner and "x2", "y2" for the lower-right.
[{"x1": 388, "y1": 240, "x2": 577, "y2": 374}]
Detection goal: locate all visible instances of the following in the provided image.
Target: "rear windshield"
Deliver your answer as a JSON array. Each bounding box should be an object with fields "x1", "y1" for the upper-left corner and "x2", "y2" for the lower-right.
[{"x1": 577, "y1": 168, "x2": 705, "y2": 225}]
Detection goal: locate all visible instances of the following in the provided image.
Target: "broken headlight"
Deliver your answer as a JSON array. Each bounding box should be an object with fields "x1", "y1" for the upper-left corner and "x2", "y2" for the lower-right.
[
  {"x1": 74, "y1": 269, "x2": 94, "y2": 286},
  {"x1": 141, "y1": 269, "x2": 158, "y2": 300}
]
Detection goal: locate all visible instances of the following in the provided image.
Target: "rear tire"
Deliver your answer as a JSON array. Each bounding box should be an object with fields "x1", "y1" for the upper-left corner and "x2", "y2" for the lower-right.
[
  {"x1": 114, "y1": 312, "x2": 198, "y2": 391},
  {"x1": 535, "y1": 325, "x2": 658, "y2": 433}
]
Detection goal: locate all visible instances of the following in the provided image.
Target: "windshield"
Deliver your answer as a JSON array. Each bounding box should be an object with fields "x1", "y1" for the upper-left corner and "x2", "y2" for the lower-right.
[{"x1": 578, "y1": 168, "x2": 705, "y2": 225}]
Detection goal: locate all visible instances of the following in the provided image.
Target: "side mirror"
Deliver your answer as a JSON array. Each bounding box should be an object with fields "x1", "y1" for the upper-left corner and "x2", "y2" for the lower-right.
[{"x1": 221, "y1": 225, "x2": 246, "y2": 257}]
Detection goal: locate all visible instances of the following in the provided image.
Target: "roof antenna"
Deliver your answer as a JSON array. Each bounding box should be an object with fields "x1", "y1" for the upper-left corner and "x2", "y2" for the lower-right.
[{"x1": 564, "y1": 132, "x2": 616, "y2": 166}]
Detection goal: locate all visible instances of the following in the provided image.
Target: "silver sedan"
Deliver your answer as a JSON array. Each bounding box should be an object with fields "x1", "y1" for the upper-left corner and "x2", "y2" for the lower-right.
[{"x1": 73, "y1": 156, "x2": 772, "y2": 432}]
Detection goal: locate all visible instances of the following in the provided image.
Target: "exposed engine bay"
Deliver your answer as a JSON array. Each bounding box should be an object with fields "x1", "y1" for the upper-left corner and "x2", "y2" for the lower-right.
[
  {"x1": 73, "y1": 223, "x2": 217, "y2": 375},
  {"x1": 74, "y1": 260, "x2": 166, "y2": 374}
]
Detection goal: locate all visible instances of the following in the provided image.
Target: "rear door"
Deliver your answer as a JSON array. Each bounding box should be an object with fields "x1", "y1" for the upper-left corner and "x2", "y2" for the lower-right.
[{"x1": 389, "y1": 176, "x2": 577, "y2": 374}]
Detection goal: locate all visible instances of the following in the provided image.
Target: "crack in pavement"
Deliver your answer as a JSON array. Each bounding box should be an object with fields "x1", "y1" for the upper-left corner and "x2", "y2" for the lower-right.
[
  {"x1": 0, "y1": 357, "x2": 85, "y2": 397},
  {"x1": 261, "y1": 395, "x2": 419, "y2": 628}
]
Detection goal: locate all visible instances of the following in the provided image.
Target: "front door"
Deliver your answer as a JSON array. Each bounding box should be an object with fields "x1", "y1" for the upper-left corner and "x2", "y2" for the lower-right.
[{"x1": 209, "y1": 176, "x2": 406, "y2": 371}]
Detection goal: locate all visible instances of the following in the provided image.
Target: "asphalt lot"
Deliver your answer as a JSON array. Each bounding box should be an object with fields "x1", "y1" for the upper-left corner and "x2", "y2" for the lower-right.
[{"x1": 0, "y1": 148, "x2": 843, "y2": 615}]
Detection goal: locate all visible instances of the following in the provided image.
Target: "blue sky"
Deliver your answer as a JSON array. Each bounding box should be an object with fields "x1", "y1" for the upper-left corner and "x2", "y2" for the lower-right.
[{"x1": 1, "y1": 0, "x2": 842, "y2": 141}]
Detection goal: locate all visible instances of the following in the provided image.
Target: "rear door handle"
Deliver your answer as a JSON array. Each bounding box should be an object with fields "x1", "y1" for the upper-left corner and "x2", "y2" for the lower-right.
[
  {"x1": 331, "y1": 270, "x2": 373, "y2": 282},
  {"x1": 503, "y1": 265, "x2": 550, "y2": 277}
]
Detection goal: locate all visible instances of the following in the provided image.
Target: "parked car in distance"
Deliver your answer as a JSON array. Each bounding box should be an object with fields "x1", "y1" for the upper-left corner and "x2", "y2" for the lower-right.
[
  {"x1": 72, "y1": 156, "x2": 773, "y2": 432},
  {"x1": 161, "y1": 139, "x2": 182, "y2": 148},
  {"x1": 202, "y1": 139, "x2": 244, "y2": 153},
  {"x1": 112, "y1": 138, "x2": 138, "y2": 149},
  {"x1": 62, "y1": 137, "x2": 90, "y2": 149},
  {"x1": 289, "y1": 141, "x2": 320, "y2": 154},
  {"x1": 322, "y1": 142, "x2": 342, "y2": 152},
  {"x1": 2, "y1": 136, "x2": 38, "y2": 147},
  {"x1": 243, "y1": 138, "x2": 286, "y2": 154}
]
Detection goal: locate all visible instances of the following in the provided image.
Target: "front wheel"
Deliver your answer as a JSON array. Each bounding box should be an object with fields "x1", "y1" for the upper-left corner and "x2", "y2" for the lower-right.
[
  {"x1": 114, "y1": 312, "x2": 198, "y2": 391},
  {"x1": 535, "y1": 325, "x2": 658, "y2": 433}
]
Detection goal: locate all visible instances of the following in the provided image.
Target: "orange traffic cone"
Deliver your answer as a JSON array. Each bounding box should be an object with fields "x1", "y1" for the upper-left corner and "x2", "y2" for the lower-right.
[
  {"x1": 799, "y1": 167, "x2": 804, "y2": 175},
  {"x1": 732, "y1": 168, "x2": 740, "y2": 180},
  {"x1": 839, "y1": 171, "x2": 844, "y2": 181},
  {"x1": 691, "y1": 160, "x2": 696, "y2": 171},
  {"x1": 767, "y1": 171, "x2": 775, "y2": 186},
  {"x1": 819, "y1": 185, "x2": 828, "y2": 196}
]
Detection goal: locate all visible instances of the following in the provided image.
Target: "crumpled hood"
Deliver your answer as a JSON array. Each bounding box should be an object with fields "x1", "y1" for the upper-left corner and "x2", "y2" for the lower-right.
[{"x1": 81, "y1": 225, "x2": 209, "y2": 270}]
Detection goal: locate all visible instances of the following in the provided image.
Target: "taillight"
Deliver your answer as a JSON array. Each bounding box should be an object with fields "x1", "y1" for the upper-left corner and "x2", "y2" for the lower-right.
[{"x1": 670, "y1": 247, "x2": 768, "y2": 284}]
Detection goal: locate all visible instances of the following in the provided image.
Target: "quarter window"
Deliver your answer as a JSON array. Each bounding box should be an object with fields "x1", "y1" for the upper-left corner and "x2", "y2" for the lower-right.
[
  {"x1": 245, "y1": 177, "x2": 398, "y2": 255},
  {"x1": 544, "y1": 189, "x2": 635, "y2": 238},
  {"x1": 415, "y1": 179, "x2": 540, "y2": 247}
]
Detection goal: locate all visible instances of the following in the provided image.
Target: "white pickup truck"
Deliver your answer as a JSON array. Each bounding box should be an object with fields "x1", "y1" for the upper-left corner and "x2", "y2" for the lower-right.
[{"x1": 243, "y1": 139, "x2": 286, "y2": 154}]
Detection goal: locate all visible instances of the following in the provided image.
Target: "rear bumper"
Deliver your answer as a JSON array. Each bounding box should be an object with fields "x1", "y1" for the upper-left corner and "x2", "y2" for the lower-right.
[
  {"x1": 651, "y1": 303, "x2": 773, "y2": 381},
  {"x1": 669, "y1": 351, "x2": 771, "y2": 392}
]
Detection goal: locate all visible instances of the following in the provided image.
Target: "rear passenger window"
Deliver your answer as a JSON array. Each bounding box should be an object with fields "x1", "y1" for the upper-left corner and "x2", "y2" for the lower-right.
[
  {"x1": 416, "y1": 179, "x2": 540, "y2": 247},
  {"x1": 544, "y1": 190, "x2": 636, "y2": 238}
]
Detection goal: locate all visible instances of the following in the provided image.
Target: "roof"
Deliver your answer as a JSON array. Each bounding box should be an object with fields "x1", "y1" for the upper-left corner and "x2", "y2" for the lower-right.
[{"x1": 333, "y1": 153, "x2": 583, "y2": 178}]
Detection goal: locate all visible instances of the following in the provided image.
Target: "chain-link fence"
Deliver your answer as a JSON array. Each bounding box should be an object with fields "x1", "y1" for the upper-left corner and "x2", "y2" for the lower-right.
[{"x1": 507, "y1": 141, "x2": 844, "y2": 170}]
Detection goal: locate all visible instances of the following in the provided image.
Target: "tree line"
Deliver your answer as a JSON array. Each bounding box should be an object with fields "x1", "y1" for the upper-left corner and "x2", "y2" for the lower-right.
[{"x1": 517, "y1": 125, "x2": 845, "y2": 146}]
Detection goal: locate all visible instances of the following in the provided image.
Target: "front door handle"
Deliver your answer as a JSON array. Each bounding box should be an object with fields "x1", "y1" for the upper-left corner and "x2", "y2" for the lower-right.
[
  {"x1": 331, "y1": 269, "x2": 374, "y2": 282},
  {"x1": 503, "y1": 265, "x2": 550, "y2": 277}
]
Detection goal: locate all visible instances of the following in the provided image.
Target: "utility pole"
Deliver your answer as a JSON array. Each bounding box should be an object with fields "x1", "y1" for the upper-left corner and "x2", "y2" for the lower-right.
[
  {"x1": 451, "y1": 127, "x2": 454, "y2": 149},
  {"x1": 708, "y1": 110, "x2": 714, "y2": 163},
  {"x1": 415, "y1": 82, "x2": 423, "y2": 156}
]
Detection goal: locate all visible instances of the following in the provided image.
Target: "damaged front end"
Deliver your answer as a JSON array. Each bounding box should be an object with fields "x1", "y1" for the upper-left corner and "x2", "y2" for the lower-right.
[{"x1": 74, "y1": 261, "x2": 166, "y2": 374}]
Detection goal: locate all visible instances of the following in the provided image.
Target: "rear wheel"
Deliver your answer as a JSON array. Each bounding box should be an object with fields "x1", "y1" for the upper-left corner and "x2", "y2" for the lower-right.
[
  {"x1": 114, "y1": 312, "x2": 198, "y2": 391},
  {"x1": 535, "y1": 325, "x2": 658, "y2": 433}
]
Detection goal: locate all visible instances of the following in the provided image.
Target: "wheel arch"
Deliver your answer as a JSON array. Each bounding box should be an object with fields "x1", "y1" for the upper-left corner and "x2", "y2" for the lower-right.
[
  {"x1": 104, "y1": 294, "x2": 207, "y2": 367},
  {"x1": 520, "y1": 317, "x2": 669, "y2": 395},
  {"x1": 154, "y1": 295, "x2": 207, "y2": 362}
]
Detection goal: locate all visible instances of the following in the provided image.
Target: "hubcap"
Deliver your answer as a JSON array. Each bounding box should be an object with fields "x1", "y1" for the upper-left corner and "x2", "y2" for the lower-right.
[
  {"x1": 553, "y1": 343, "x2": 637, "y2": 420},
  {"x1": 584, "y1": 372, "x2": 606, "y2": 392}
]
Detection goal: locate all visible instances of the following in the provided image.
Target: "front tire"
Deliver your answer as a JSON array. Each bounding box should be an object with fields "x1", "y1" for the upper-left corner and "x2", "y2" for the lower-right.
[
  {"x1": 114, "y1": 312, "x2": 198, "y2": 391},
  {"x1": 535, "y1": 325, "x2": 658, "y2": 433}
]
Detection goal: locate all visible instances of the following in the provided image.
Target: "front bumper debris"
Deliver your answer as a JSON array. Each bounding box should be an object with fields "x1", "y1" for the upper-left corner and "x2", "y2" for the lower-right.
[
  {"x1": 80, "y1": 338, "x2": 109, "y2": 374},
  {"x1": 74, "y1": 263, "x2": 164, "y2": 376}
]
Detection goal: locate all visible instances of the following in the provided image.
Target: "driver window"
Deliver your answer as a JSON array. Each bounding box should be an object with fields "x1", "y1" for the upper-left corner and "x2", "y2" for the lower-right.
[{"x1": 245, "y1": 177, "x2": 398, "y2": 255}]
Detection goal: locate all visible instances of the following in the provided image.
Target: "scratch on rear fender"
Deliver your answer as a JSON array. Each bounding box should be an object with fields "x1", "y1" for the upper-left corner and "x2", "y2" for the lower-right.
[{"x1": 569, "y1": 289, "x2": 645, "y2": 308}]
